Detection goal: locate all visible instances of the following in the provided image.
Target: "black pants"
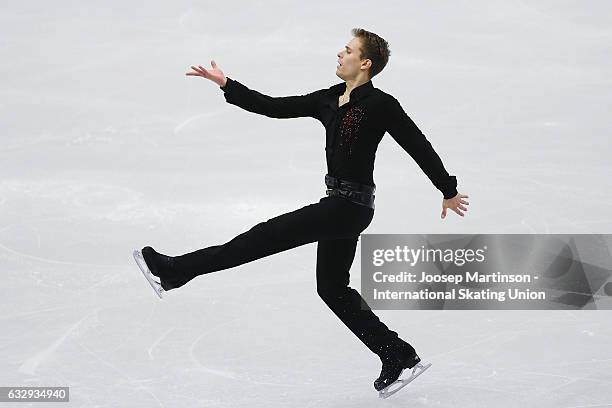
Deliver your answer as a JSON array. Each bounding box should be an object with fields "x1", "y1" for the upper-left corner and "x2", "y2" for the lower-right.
[{"x1": 165, "y1": 194, "x2": 405, "y2": 358}]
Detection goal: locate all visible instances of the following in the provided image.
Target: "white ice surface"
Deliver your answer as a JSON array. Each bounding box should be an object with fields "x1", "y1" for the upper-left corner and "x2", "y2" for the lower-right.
[{"x1": 1, "y1": 0, "x2": 611, "y2": 407}]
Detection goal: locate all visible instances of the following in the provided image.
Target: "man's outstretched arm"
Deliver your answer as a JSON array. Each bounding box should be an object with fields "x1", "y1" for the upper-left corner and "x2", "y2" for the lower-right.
[
  {"x1": 220, "y1": 77, "x2": 323, "y2": 120},
  {"x1": 385, "y1": 96, "x2": 458, "y2": 200},
  {"x1": 187, "y1": 62, "x2": 323, "y2": 120}
]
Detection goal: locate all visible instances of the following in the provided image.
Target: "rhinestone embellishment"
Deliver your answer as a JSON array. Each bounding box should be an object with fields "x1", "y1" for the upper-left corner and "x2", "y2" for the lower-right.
[{"x1": 338, "y1": 105, "x2": 366, "y2": 156}]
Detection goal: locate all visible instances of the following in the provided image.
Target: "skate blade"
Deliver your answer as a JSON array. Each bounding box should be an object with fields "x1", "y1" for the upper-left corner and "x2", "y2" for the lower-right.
[
  {"x1": 378, "y1": 361, "x2": 432, "y2": 399},
  {"x1": 133, "y1": 249, "x2": 164, "y2": 299}
]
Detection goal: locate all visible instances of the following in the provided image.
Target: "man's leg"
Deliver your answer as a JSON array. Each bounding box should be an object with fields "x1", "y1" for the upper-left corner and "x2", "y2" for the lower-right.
[
  {"x1": 316, "y1": 236, "x2": 412, "y2": 358},
  {"x1": 155, "y1": 197, "x2": 372, "y2": 289}
]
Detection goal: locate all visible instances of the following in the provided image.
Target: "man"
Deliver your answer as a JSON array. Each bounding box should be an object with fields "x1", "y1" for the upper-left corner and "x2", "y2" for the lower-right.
[{"x1": 134, "y1": 28, "x2": 469, "y2": 398}]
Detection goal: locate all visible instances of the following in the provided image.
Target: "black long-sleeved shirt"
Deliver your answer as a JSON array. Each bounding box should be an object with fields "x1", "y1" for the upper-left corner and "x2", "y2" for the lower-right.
[{"x1": 219, "y1": 77, "x2": 458, "y2": 199}]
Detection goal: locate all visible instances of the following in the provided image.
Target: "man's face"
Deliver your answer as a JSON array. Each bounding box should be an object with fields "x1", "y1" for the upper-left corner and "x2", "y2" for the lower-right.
[{"x1": 336, "y1": 37, "x2": 370, "y2": 80}]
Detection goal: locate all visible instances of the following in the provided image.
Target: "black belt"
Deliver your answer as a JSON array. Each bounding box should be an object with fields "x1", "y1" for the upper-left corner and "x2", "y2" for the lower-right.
[{"x1": 324, "y1": 174, "x2": 375, "y2": 209}]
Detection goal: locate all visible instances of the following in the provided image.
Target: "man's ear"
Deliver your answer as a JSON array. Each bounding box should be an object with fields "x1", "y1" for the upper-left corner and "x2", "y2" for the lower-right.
[{"x1": 361, "y1": 59, "x2": 372, "y2": 75}]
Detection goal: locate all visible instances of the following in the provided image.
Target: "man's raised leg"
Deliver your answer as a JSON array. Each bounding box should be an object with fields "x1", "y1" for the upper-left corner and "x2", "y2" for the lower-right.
[{"x1": 148, "y1": 198, "x2": 368, "y2": 290}]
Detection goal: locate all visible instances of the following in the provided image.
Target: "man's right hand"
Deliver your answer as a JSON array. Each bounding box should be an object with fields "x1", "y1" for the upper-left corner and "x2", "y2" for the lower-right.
[{"x1": 185, "y1": 60, "x2": 227, "y2": 87}]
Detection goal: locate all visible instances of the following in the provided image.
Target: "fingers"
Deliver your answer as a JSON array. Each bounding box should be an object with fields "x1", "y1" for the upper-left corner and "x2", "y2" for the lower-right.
[
  {"x1": 197, "y1": 65, "x2": 207, "y2": 75},
  {"x1": 186, "y1": 66, "x2": 201, "y2": 76},
  {"x1": 451, "y1": 200, "x2": 468, "y2": 213},
  {"x1": 453, "y1": 208, "x2": 465, "y2": 217},
  {"x1": 185, "y1": 65, "x2": 208, "y2": 77},
  {"x1": 455, "y1": 193, "x2": 469, "y2": 206},
  {"x1": 211, "y1": 60, "x2": 217, "y2": 69},
  {"x1": 441, "y1": 207, "x2": 447, "y2": 219},
  {"x1": 450, "y1": 197, "x2": 469, "y2": 206}
]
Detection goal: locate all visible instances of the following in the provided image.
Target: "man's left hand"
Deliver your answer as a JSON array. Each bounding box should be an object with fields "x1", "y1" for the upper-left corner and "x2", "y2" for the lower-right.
[{"x1": 441, "y1": 193, "x2": 469, "y2": 219}]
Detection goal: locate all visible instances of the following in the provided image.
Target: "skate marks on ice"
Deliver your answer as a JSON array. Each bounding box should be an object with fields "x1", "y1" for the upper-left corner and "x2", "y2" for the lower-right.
[
  {"x1": 73, "y1": 339, "x2": 165, "y2": 408},
  {"x1": 186, "y1": 316, "x2": 306, "y2": 388},
  {"x1": 147, "y1": 327, "x2": 175, "y2": 361},
  {"x1": 173, "y1": 109, "x2": 228, "y2": 136},
  {"x1": 411, "y1": 315, "x2": 612, "y2": 405},
  {"x1": 417, "y1": 359, "x2": 612, "y2": 406},
  {"x1": 378, "y1": 361, "x2": 433, "y2": 399},
  {"x1": 0, "y1": 215, "x2": 124, "y2": 269},
  {"x1": 18, "y1": 310, "x2": 97, "y2": 376}
]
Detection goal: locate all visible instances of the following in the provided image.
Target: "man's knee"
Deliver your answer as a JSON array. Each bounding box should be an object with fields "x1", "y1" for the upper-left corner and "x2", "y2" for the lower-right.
[
  {"x1": 317, "y1": 284, "x2": 346, "y2": 304},
  {"x1": 247, "y1": 219, "x2": 283, "y2": 244},
  {"x1": 317, "y1": 284, "x2": 331, "y2": 300}
]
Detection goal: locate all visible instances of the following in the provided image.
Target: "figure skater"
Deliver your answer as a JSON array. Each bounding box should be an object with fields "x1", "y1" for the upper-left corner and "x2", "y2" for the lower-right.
[{"x1": 133, "y1": 27, "x2": 469, "y2": 398}]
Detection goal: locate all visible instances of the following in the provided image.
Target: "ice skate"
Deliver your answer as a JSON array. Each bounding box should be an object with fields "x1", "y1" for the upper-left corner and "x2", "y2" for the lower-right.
[
  {"x1": 133, "y1": 248, "x2": 164, "y2": 299},
  {"x1": 375, "y1": 357, "x2": 431, "y2": 399},
  {"x1": 374, "y1": 343, "x2": 432, "y2": 399}
]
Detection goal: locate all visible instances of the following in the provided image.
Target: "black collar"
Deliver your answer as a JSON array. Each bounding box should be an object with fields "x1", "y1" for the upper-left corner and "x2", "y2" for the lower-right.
[{"x1": 328, "y1": 79, "x2": 375, "y2": 110}]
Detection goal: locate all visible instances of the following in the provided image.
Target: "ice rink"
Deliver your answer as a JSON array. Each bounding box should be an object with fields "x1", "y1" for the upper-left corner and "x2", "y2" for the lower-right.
[{"x1": 1, "y1": 0, "x2": 611, "y2": 406}]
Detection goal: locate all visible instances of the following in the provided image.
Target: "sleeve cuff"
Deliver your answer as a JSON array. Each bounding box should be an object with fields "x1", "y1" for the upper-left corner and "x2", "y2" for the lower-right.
[
  {"x1": 443, "y1": 190, "x2": 458, "y2": 200},
  {"x1": 220, "y1": 77, "x2": 232, "y2": 91},
  {"x1": 441, "y1": 175, "x2": 458, "y2": 199}
]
